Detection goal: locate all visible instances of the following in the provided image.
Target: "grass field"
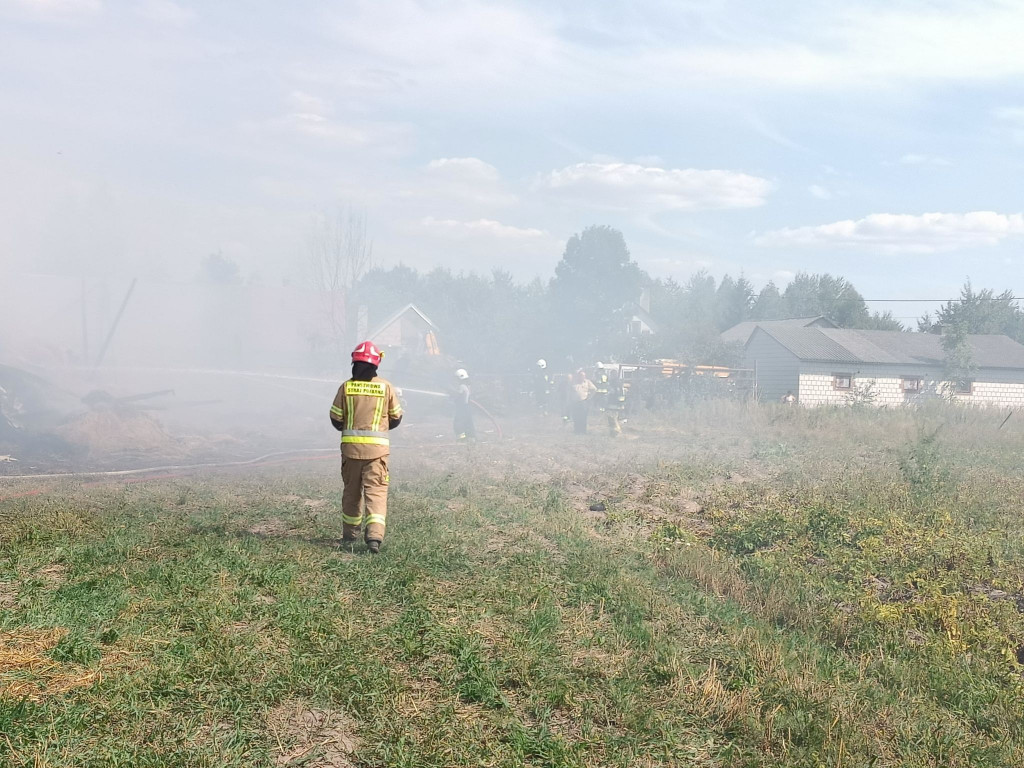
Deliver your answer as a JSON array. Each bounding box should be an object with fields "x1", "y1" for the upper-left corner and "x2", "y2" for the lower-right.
[{"x1": 3, "y1": 404, "x2": 1024, "y2": 767}]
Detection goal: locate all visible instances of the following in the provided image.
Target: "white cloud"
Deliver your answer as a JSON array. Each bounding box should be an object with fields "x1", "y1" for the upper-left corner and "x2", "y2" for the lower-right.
[
  {"x1": 12, "y1": 0, "x2": 1024, "y2": 288},
  {"x1": 425, "y1": 157, "x2": 501, "y2": 183},
  {"x1": 258, "y1": 112, "x2": 414, "y2": 156},
  {"x1": 808, "y1": 184, "x2": 832, "y2": 200},
  {"x1": 772, "y1": 270, "x2": 796, "y2": 284},
  {"x1": 259, "y1": 91, "x2": 413, "y2": 151},
  {"x1": 899, "y1": 153, "x2": 952, "y2": 166},
  {"x1": 631, "y1": 154, "x2": 664, "y2": 166},
  {"x1": 313, "y1": 1, "x2": 1024, "y2": 108},
  {"x1": 273, "y1": 112, "x2": 366, "y2": 142},
  {"x1": 646, "y1": 2, "x2": 1024, "y2": 89},
  {"x1": 412, "y1": 157, "x2": 516, "y2": 208},
  {"x1": 540, "y1": 162, "x2": 772, "y2": 212},
  {"x1": 419, "y1": 216, "x2": 548, "y2": 241},
  {"x1": 758, "y1": 211, "x2": 1024, "y2": 253},
  {"x1": 412, "y1": 216, "x2": 562, "y2": 275}
]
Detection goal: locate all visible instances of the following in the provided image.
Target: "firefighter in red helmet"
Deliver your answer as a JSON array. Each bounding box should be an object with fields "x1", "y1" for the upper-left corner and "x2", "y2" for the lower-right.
[{"x1": 329, "y1": 341, "x2": 403, "y2": 553}]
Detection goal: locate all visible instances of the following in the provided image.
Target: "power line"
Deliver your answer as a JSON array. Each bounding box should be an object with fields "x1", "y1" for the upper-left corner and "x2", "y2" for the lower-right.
[{"x1": 863, "y1": 297, "x2": 1022, "y2": 302}]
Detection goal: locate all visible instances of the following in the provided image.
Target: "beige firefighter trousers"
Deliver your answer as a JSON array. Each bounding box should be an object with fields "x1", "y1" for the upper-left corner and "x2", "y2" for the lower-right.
[
  {"x1": 341, "y1": 455, "x2": 389, "y2": 543},
  {"x1": 606, "y1": 410, "x2": 622, "y2": 437}
]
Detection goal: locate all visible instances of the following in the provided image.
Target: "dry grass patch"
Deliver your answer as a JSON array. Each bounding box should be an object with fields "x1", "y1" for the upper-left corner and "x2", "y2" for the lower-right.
[
  {"x1": 225, "y1": 620, "x2": 257, "y2": 635},
  {"x1": 223, "y1": 619, "x2": 291, "y2": 657},
  {"x1": 0, "y1": 628, "x2": 100, "y2": 702},
  {"x1": 34, "y1": 563, "x2": 68, "y2": 586},
  {"x1": 277, "y1": 495, "x2": 328, "y2": 510},
  {"x1": 267, "y1": 700, "x2": 360, "y2": 768},
  {"x1": 247, "y1": 517, "x2": 292, "y2": 537},
  {"x1": 505, "y1": 689, "x2": 583, "y2": 740},
  {"x1": 468, "y1": 614, "x2": 514, "y2": 650},
  {"x1": 0, "y1": 581, "x2": 17, "y2": 608},
  {"x1": 684, "y1": 659, "x2": 757, "y2": 732},
  {"x1": 391, "y1": 662, "x2": 447, "y2": 719}
]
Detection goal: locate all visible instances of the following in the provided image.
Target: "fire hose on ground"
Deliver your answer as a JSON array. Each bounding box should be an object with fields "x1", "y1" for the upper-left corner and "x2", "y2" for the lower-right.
[{"x1": 0, "y1": 394, "x2": 503, "y2": 501}]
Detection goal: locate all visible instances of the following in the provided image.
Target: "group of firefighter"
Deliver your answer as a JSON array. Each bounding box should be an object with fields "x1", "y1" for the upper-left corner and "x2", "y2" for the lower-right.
[
  {"x1": 532, "y1": 358, "x2": 630, "y2": 437},
  {"x1": 328, "y1": 340, "x2": 630, "y2": 554}
]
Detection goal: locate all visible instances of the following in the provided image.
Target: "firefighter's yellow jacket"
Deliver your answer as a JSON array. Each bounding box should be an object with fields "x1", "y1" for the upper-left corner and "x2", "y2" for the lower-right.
[{"x1": 329, "y1": 376, "x2": 403, "y2": 459}]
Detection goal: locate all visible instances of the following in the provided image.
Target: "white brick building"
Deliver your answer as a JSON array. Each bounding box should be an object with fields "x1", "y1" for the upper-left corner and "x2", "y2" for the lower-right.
[{"x1": 745, "y1": 327, "x2": 1024, "y2": 408}]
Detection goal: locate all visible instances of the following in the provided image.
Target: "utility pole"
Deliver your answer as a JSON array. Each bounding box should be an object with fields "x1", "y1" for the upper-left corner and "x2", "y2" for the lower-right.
[
  {"x1": 94, "y1": 277, "x2": 138, "y2": 368},
  {"x1": 80, "y1": 278, "x2": 89, "y2": 364}
]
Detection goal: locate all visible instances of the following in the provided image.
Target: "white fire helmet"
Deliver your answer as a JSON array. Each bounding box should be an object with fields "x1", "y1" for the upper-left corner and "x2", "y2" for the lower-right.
[
  {"x1": 455, "y1": 368, "x2": 469, "y2": 380},
  {"x1": 536, "y1": 359, "x2": 547, "y2": 369}
]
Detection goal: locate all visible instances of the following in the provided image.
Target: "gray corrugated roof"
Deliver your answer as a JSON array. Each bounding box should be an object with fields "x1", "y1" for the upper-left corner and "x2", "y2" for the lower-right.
[
  {"x1": 751, "y1": 326, "x2": 863, "y2": 363},
  {"x1": 817, "y1": 329, "x2": 904, "y2": 364},
  {"x1": 721, "y1": 316, "x2": 836, "y2": 345},
  {"x1": 751, "y1": 327, "x2": 1024, "y2": 369}
]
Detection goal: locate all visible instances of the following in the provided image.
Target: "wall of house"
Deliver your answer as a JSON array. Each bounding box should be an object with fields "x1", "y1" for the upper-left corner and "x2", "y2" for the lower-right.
[
  {"x1": 376, "y1": 315, "x2": 433, "y2": 350},
  {"x1": 398, "y1": 316, "x2": 433, "y2": 350},
  {"x1": 797, "y1": 363, "x2": 1024, "y2": 408},
  {"x1": 798, "y1": 364, "x2": 909, "y2": 407},
  {"x1": 745, "y1": 332, "x2": 800, "y2": 402},
  {"x1": 963, "y1": 378, "x2": 1024, "y2": 408},
  {"x1": 375, "y1": 321, "x2": 403, "y2": 348}
]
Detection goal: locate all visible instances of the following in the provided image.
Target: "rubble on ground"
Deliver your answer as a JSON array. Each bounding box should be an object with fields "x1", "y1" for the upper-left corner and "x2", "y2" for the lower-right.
[
  {"x1": 58, "y1": 407, "x2": 178, "y2": 457},
  {"x1": 0, "y1": 362, "x2": 183, "y2": 467}
]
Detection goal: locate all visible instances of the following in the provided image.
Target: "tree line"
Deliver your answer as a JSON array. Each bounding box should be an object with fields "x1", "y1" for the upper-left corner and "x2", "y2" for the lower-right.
[{"x1": 351, "y1": 225, "x2": 1023, "y2": 374}]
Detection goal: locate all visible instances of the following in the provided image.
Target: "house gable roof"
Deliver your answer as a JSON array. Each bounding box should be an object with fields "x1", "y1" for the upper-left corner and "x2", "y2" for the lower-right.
[
  {"x1": 721, "y1": 316, "x2": 836, "y2": 345},
  {"x1": 626, "y1": 303, "x2": 661, "y2": 334},
  {"x1": 749, "y1": 326, "x2": 1024, "y2": 369},
  {"x1": 368, "y1": 303, "x2": 438, "y2": 342}
]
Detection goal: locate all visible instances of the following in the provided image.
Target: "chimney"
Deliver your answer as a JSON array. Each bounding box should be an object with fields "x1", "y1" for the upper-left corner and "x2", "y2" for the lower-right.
[{"x1": 639, "y1": 287, "x2": 650, "y2": 313}]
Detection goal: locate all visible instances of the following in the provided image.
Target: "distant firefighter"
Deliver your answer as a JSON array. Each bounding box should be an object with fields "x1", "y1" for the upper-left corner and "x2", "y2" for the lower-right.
[
  {"x1": 593, "y1": 362, "x2": 610, "y2": 412},
  {"x1": 605, "y1": 373, "x2": 628, "y2": 437},
  {"x1": 329, "y1": 341, "x2": 403, "y2": 554},
  {"x1": 570, "y1": 368, "x2": 597, "y2": 435},
  {"x1": 453, "y1": 368, "x2": 476, "y2": 441},
  {"x1": 556, "y1": 372, "x2": 572, "y2": 426},
  {"x1": 533, "y1": 358, "x2": 553, "y2": 414}
]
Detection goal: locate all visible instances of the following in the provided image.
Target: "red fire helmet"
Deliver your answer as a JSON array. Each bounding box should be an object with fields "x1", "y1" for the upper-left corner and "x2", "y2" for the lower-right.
[{"x1": 351, "y1": 340, "x2": 383, "y2": 366}]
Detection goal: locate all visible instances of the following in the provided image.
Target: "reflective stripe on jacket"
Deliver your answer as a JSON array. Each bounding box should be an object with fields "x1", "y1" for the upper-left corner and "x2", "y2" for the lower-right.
[{"x1": 330, "y1": 376, "x2": 402, "y2": 459}]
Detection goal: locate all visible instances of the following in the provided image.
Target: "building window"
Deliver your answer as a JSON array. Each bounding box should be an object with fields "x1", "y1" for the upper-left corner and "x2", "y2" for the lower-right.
[
  {"x1": 833, "y1": 373, "x2": 852, "y2": 390},
  {"x1": 954, "y1": 379, "x2": 974, "y2": 395},
  {"x1": 902, "y1": 377, "x2": 924, "y2": 393}
]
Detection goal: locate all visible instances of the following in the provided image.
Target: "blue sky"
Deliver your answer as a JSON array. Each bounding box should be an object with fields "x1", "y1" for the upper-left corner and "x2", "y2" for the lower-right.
[{"x1": 2, "y1": 0, "x2": 1024, "y2": 323}]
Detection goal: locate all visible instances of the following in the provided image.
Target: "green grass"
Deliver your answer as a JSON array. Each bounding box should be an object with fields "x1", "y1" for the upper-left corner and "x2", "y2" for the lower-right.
[{"x1": 3, "y1": 405, "x2": 1024, "y2": 766}]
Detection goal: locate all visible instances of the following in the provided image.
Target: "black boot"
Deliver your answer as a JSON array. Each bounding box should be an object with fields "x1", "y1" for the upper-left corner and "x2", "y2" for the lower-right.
[{"x1": 367, "y1": 540, "x2": 381, "y2": 554}]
